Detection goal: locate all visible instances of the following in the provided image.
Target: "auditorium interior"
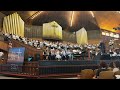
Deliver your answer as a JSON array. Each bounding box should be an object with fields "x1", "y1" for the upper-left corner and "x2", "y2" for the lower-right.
[{"x1": 0, "y1": 11, "x2": 120, "y2": 79}]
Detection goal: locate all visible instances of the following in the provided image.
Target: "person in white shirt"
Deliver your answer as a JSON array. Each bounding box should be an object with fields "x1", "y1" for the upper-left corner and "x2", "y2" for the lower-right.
[
  {"x1": 50, "y1": 48, "x2": 55, "y2": 60},
  {"x1": 12, "y1": 34, "x2": 16, "y2": 40},
  {"x1": 55, "y1": 49, "x2": 61, "y2": 61},
  {"x1": 15, "y1": 35, "x2": 20, "y2": 40},
  {"x1": 61, "y1": 50, "x2": 66, "y2": 60},
  {"x1": 0, "y1": 51, "x2": 4, "y2": 59},
  {"x1": 112, "y1": 51, "x2": 117, "y2": 57},
  {"x1": 113, "y1": 61, "x2": 120, "y2": 73}
]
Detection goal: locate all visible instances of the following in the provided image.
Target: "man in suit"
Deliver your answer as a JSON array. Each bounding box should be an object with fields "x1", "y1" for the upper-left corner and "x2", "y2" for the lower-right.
[{"x1": 98, "y1": 41, "x2": 106, "y2": 54}]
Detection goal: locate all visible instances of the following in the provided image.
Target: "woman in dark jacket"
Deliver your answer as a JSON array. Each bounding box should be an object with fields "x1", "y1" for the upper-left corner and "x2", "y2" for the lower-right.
[{"x1": 95, "y1": 61, "x2": 108, "y2": 78}]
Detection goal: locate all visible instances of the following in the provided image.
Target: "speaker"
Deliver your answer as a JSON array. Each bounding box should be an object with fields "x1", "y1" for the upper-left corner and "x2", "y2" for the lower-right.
[{"x1": 35, "y1": 54, "x2": 40, "y2": 61}]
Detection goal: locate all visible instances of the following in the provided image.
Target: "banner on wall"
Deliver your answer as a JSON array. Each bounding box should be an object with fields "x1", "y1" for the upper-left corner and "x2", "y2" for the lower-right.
[
  {"x1": 43, "y1": 21, "x2": 62, "y2": 40},
  {"x1": 7, "y1": 47, "x2": 25, "y2": 64},
  {"x1": 7, "y1": 47, "x2": 25, "y2": 72}
]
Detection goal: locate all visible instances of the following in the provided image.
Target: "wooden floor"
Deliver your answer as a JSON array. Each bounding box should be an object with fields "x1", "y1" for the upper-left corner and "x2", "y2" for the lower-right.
[
  {"x1": 56, "y1": 77, "x2": 78, "y2": 79},
  {"x1": 0, "y1": 76, "x2": 78, "y2": 79},
  {"x1": 0, "y1": 75, "x2": 24, "y2": 79},
  {"x1": 0, "y1": 74, "x2": 78, "y2": 79}
]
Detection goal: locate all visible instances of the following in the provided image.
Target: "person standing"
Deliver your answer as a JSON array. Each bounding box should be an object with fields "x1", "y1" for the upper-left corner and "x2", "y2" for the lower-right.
[{"x1": 98, "y1": 41, "x2": 106, "y2": 54}]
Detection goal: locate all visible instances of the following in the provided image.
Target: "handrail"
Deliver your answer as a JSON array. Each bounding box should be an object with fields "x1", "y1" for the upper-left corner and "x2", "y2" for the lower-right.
[{"x1": 0, "y1": 63, "x2": 98, "y2": 78}]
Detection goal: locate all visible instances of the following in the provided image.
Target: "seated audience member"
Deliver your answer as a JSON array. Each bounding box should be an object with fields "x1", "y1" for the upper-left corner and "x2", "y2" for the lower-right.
[
  {"x1": 19, "y1": 36, "x2": 23, "y2": 41},
  {"x1": 94, "y1": 61, "x2": 108, "y2": 78},
  {"x1": 109, "y1": 61, "x2": 120, "y2": 72},
  {"x1": 50, "y1": 47, "x2": 56, "y2": 60},
  {"x1": 43, "y1": 47, "x2": 49, "y2": 60},
  {"x1": 12, "y1": 34, "x2": 16, "y2": 40},
  {"x1": 113, "y1": 61, "x2": 120, "y2": 73},
  {"x1": 61, "y1": 49, "x2": 66, "y2": 60},
  {"x1": 37, "y1": 44, "x2": 41, "y2": 49},
  {"x1": 43, "y1": 50, "x2": 47, "y2": 60},
  {"x1": 15, "y1": 34, "x2": 20, "y2": 41},
  {"x1": 4, "y1": 35, "x2": 9, "y2": 41},
  {"x1": 115, "y1": 75, "x2": 120, "y2": 79},
  {"x1": 69, "y1": 49, "x2": 73, "y2": 60},
  {"x1": 8, "y1": 33, "x2": 12, "y2": 40},
  {"x1": 108, "y1": 61, "x2": 114, "y2": 71},
  {"x1": 55, "y1": 49, "x2": 61, "y2": 61},
  {"x1": 91, "y1": 49, "x2": 96, "y2": 60}
]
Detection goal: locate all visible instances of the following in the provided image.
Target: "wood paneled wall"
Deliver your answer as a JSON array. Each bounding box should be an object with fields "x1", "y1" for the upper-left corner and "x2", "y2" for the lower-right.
[
  {"x1": 24, "y1": 25, "x2": 42, "y2": 38},
  {"x1": 62, "y1": 30, "x2": 76, "y2": 43},
  {"x1": 24, "y1": 25, "x2": 77, "y2": 43},
  {"x1": 0, "y1": 40, "x2": 9, "y2": 51},
  {"x1": 0, "y1": 12, "x2": 6, "y2": 31},
  {"x1": 87, "y1": 30, "x2": 101, "y2": 44}
]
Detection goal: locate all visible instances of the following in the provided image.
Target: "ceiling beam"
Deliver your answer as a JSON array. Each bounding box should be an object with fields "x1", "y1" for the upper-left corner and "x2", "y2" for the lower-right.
[
  {"x1": 70, "y1": 11, "x2": 74, "y2": 27},
  {"x1": 25, "y1": 11, "x2": 44, "y2": 24}
]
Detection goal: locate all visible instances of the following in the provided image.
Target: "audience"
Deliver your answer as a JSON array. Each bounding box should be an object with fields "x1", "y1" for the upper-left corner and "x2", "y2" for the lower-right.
[
  {"x1": 108, "y1": 61, "x2": 120, "y2": 72},
  {"x1": 2, "y1": 33, "x2": 120, "y2": 61},
  {"x1": 1, "y1": 32, "x2": 120, "y2": 79}
]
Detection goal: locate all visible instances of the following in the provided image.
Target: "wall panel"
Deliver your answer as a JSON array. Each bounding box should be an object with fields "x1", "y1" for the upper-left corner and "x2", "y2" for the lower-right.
[{"x1": 24, "y1": 25, "x2": 42, "y2": 38}]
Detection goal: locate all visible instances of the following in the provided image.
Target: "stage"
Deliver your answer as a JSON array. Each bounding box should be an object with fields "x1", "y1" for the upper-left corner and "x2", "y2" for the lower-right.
[{"x1": 0, "y1": 59, "x2": 119, "y2": 78}]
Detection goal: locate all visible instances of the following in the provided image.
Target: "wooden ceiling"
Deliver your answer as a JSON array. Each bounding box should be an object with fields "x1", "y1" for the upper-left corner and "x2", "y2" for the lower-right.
[{"x1": 1, "y1": 11, "x2": 120, "y2": 33}]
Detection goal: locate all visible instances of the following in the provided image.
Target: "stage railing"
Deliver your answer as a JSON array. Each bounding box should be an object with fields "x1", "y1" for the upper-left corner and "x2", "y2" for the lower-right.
[
  {"x1": 0, "y1": 60, "x2": 119, "y2": 78},
  {"x1": 0, "y1": 62, "x2": 98, "y2": 78}
]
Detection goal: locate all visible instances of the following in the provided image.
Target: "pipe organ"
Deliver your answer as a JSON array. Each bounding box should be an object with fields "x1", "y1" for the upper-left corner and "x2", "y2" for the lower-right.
[
  {"x1": 3, "y1": 12, "x2": 24, "y2": 37},
  {"x1": 43, "y1": 21, "x2": 62, "y2": 40}
]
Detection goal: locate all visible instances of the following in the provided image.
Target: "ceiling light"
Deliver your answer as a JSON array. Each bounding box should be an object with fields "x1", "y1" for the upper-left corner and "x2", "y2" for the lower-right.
[{"x1": 90, "y1": 11, "x2": 95, "y2": 18}]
